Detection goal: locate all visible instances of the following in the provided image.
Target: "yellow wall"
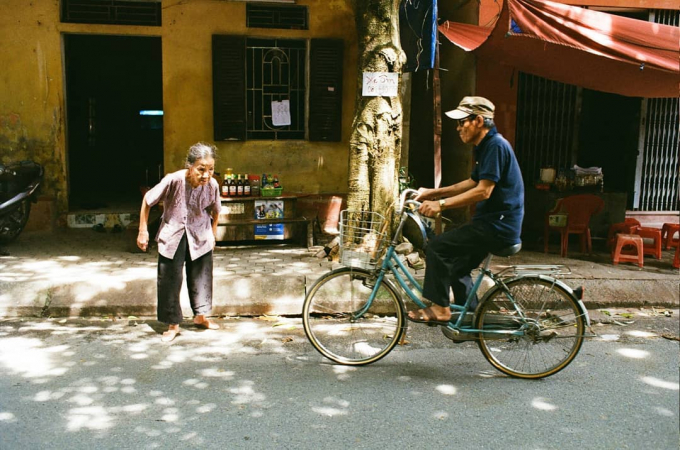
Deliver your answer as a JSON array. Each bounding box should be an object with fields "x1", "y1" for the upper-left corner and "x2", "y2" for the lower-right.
[
  {"x1": 161, "y1": 0, "x2": 356, "y2": 193},
  {"x1": 0, "y1": 0, "x2": 356, "y2": 215},
  {"x1": 0, "y1": 1, "x2": 69, "y2": 210}
]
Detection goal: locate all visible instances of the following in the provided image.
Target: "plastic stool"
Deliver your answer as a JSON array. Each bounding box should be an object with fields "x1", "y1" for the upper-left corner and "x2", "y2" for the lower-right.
[
  {"x1": 606, "y1": 219, "x2": 640, "y2": 249},
  {"x1": 635, "y1": 227, "x2": 662, "y2": 260},
  {"x1": 673, "y1": 244, "x2": 679, "y2": 269},
  {"x1": 611, "y1": 234, "x2": 644, "y2": 267},
  {"x1": 661, "y1": 223, "x2": 679, "y2": 250}
]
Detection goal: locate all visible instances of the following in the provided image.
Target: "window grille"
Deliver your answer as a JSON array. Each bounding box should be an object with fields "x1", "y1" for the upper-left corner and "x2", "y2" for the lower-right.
[
  {"x1": 212, "y1": 36, "x2": 342, "y2": 142},
  {"x1": 246, "y1": 4, "x2": 308, "y2": 30},
  {"x1": 246, "y1": 38, "x2": 306, "y2": 140},
  {"x1": 61, "y1": 0, "x2": 161, "y2": 26}
]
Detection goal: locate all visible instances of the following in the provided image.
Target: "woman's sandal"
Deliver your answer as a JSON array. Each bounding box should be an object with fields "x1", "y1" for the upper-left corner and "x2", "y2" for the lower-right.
[
  {"x1": 194, "y1": 319, "x2": 219, "y2": 330},
  {"x1": 161, "y1": 328, "x2": 180, "y2": 342}
]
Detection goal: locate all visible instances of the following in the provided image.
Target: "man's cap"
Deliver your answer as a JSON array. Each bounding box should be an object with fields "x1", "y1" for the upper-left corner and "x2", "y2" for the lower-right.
[{"x1": 445, "y1": 96, "x2": 495, "y2": 120}]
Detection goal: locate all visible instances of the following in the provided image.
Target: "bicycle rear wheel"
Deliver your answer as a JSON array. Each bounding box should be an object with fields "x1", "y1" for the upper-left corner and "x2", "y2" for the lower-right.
[
  {"x1": 476, "y1": 276, "x2": 586, "y2": 379},
  {"x1": 302, "y1": 267, "x2": 405, "y2": 365}
]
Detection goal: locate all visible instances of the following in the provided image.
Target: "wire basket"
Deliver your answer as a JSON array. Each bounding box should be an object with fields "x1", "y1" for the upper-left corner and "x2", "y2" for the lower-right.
[{"x1": 339, "y1": 210, "x2": 389, "y2": 270}]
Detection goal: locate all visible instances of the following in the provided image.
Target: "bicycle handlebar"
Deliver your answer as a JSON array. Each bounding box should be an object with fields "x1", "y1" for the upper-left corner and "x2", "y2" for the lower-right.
[
  {"x1": 398, "y1": 189, "x2": 420, "y2": 214},
  {"x1": 404, "y1": 199, "x2": 421, "y2": 212}
]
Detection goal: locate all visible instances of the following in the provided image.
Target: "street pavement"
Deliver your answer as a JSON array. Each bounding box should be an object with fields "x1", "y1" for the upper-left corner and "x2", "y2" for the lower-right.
[
  {"x1": 0, "y1": 311, "x2": 678, "y2": 449},
  {"x1": 0, "y1": 227, "x2": 678, "y2": 319}
]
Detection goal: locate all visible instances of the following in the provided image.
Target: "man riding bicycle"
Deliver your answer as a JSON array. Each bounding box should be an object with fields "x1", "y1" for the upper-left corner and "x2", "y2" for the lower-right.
[{"x1": 408, "y1": 96, "x2": 525, "y2": 324}]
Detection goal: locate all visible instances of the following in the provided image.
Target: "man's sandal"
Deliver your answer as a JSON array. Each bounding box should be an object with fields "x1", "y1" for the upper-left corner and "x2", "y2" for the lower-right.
[{"x1": 407, "y1": 306, "x2": 451, "y2": 327}]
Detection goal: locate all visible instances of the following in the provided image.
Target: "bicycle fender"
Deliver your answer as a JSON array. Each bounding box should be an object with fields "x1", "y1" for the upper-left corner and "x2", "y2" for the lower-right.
[
  {"x1": 403, "y1": 210, "x2": 429, "y2": 250},
  {"x1": 478, "y1": 275, "x2": 591, "y2": 327}
]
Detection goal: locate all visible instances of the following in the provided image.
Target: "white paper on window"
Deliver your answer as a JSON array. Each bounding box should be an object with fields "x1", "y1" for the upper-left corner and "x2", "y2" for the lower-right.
[{"x1": 271, "y1": 100, "x2": 291, "y2": 126}]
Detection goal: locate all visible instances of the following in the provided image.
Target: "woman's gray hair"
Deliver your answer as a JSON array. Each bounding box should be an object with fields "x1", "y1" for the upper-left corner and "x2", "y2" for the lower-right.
[{"x1": 185, "y1": 142, "x2": 217, "y2": 167}]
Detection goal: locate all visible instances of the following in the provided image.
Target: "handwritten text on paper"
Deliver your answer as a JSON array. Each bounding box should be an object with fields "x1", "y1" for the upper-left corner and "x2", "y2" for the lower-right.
[{"x1": 362, "y1": 72, "x2": 398, "y2": 97}]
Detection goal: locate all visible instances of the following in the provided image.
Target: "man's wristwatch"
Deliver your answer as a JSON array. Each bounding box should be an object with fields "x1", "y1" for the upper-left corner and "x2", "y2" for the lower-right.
[{"x1": 439, "y1": 199, "x2": 446, "y2": 210}]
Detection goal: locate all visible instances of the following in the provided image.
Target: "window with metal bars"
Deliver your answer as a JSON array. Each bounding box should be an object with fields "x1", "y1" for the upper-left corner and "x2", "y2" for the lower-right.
[
  {"x1": 61, "y1": 0, "x2": 161, "y2": 26},
  {"x1": 212, "y1": 36, "x2": 343, "y2": 142},
  {"x1": 246, "y1": 38, "x2": 306, "y2": 140},
  {"x1": 246, "y1": 4, "x2": 308, "y2": 30}
]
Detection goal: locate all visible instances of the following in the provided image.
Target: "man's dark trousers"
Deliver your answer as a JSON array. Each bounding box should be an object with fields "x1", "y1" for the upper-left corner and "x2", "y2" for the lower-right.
[{"x1": 422, "y1": 221, "x2": 498, "y2": 308}]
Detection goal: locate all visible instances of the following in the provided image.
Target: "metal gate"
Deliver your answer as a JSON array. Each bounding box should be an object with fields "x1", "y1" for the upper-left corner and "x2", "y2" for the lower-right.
[
  {"x1": 515, "y1": 73, "x2": 579, "y2": 183},
  {"x1": 633, "y1": 9, "x2": 680, "y2": 211}
]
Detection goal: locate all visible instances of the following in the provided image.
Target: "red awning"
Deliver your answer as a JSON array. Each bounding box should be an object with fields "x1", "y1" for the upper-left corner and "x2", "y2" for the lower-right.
[{"x1": 438, "y1": 0, "x2": 680, "y2": 98}]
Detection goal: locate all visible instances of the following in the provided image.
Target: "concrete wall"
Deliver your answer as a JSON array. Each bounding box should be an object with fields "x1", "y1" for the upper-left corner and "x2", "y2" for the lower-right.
[{"x1": 0, "y1": 0, "x2": 357, "y2": 218}]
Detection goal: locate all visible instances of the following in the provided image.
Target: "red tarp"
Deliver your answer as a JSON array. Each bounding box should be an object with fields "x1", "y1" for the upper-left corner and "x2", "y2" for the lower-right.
[{"x1": 438, "y1": 0, "x2": 680, "y2": 98}]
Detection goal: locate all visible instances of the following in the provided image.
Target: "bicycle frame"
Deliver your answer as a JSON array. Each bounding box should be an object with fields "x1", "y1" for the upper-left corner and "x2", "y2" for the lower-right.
[
  {"x1": 352, "y1": 189, "x2": 591, "y2": 338},
  {"x1": 352, "y1": 201, "x2": 529, "y2": 338}
]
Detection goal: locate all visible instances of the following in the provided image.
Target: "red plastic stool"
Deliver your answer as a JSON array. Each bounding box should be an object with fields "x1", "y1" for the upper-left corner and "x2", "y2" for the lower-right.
[
  {"x1": 606, "y1": 219, "x2": 640, "y2": 249},
  {"x1": 661, "y1": 223, "x2": 680, "y2": 250},
  {"x1": 611, "y1": 234, "x2": 644, "y2": 267},
  {"x1": 635, "y1": 227, "x2": 663, "y2": 260},
  {"x1": 673, "y1": 244, "x2": 680, "y2": 269}
]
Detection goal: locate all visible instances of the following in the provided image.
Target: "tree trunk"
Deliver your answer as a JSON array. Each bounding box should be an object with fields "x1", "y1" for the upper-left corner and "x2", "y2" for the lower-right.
[{"x1": 347, "y1": 0, "x2": 406, "y2": 218}]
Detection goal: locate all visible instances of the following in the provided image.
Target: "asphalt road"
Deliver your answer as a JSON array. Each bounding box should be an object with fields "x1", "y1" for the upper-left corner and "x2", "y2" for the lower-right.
[{"x1": 1, "y1": 309, "x2": 678, "y2": 450}]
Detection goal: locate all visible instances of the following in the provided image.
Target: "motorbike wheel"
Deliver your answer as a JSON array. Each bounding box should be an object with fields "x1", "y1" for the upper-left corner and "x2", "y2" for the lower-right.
[{"x1": 0, "y1": 200, "x2": 31, "y2": 244}]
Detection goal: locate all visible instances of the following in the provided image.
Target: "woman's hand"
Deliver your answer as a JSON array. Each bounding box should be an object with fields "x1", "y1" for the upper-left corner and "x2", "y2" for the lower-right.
[{"x1": 137, "y1": 230, "x2": 149, "y2": 252}]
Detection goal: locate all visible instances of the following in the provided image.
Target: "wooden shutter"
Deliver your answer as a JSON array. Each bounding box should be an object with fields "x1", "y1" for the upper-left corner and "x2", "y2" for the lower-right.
[
  {"x1": 212, "y1": 35, "x2": 246, "y2": 141},
  {"x1": 309, "y1": 39, "x2": 343, "y2": 142}
]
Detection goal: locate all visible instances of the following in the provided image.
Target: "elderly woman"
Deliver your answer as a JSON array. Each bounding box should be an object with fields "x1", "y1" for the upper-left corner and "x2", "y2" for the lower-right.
[{"x1": 137, "y1": 142, "x2": 222, "y2": 342}]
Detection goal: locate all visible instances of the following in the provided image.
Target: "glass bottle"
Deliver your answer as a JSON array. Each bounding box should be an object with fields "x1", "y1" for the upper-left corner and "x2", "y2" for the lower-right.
[
  {"x1": 243, "y1": 174, "x2": 251, "y2": 196},
  {"x1": 221, "y1": 173, "x2": 229, "y2": 197},
  {"x1": 229, "y1": 174, "x2": 237, "y2": 197},
  {"x1": 236, "y1": 174, "x2": 244, "y2": 196}
]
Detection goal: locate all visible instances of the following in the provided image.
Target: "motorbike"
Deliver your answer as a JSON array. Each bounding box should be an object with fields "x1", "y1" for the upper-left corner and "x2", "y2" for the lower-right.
[{"x1": 0, "y1": 160, "x2": 44, "y2": 244}]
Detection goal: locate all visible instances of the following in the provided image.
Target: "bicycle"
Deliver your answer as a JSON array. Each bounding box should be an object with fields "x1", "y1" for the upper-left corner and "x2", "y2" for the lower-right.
[{"x1": 302, "y1": 189, "x2": 592, "y2": 379}]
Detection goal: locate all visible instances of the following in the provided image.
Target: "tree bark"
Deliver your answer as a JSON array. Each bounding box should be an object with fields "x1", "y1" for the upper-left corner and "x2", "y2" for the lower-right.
[{"x1": 347, "y1": 0, "x2": 406, "y2": 218}]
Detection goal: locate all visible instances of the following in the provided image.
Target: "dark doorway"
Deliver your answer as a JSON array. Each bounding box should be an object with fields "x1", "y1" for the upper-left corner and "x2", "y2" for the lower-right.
[
  {"x1": 576, "y1": 90, "x2": 641, "y2": 206},
  {"x1": 65, "y1": 35, "x2": 163, "y2": 211}
]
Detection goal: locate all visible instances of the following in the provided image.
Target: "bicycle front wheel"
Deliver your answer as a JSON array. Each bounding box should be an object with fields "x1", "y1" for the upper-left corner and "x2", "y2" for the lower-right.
[
  {"x1": 476, "y1": 276, "x2": 586, "y2": 379},
  {"x1": 302, "y1": 267, "x2": 405, "y2": 365}
]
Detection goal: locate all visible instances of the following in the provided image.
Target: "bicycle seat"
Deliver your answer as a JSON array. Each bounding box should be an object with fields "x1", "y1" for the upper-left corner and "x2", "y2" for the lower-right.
[{"x1": 491, "y1": 243, "x2": 522, "y2": 257}]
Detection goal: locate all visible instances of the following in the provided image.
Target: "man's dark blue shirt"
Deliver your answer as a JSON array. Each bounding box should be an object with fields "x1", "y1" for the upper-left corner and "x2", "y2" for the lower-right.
[{"x1": 470, "y1": 127, "x2": 525, "y2": 245}]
